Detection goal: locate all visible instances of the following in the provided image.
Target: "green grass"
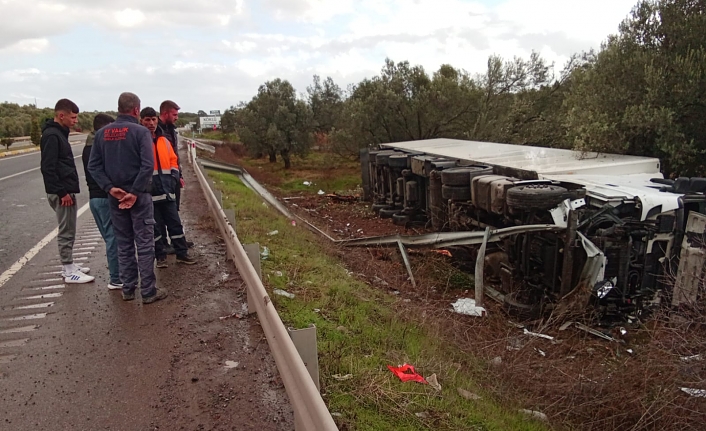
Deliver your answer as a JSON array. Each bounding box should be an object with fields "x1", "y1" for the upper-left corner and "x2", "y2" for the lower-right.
[{"x1": 210, "y1": 169, "x2": 548, "y2": 431}]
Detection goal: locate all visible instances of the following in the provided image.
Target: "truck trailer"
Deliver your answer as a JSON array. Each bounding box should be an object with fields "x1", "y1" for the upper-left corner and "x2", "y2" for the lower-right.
[{"x1": 361, "y1": 138, "x2": 706, "y2": 321}]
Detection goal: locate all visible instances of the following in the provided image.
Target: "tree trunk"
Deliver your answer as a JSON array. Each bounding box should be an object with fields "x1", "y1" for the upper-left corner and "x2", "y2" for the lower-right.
[
  {"x1": 281, "y1": 149, "x2": 291, "y2": 169},
  {"x1": 268, "y1": 151, "x2": 277, "y2": 163}
]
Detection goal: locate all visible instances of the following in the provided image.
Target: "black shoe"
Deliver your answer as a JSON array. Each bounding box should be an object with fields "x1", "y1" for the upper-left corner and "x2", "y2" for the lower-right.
[
  {"x1": 122, "y1": 291, "x2": 136, "y2": 301},
  {"x1": 186, "y1": 240, "x2": 194, "y2": 248},
  {"x1": 142, "y1": 288, "x2": 168, "y2": 304},
  {"x1": 165, "y1": 245, "x2": 176, "y2": 255},
  {"x1": 156, "y1": 258, "x2": 168, "y2": 268},
  {"x1": 176, "y1": 254, "x2": 197, "y2": 265}
]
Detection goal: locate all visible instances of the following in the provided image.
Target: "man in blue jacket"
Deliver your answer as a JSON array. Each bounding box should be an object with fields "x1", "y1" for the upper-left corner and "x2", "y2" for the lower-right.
[
  {"x1": 88, "y1": 92, "x2": 167, "y2": 304},
  {"x1": 40, "y1": 98, "x2": 94, "y2": 284}
]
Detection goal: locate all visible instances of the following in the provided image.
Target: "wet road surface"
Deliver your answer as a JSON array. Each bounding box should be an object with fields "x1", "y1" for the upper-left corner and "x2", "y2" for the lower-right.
[{"x1": 0, "y1": 145, "x2": 293, "y2": 430}]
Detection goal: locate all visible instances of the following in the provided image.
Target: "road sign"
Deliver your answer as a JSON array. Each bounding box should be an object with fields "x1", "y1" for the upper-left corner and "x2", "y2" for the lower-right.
[
  {"x1": 209, "y1": 110, "x2": 221, "y2": 116},
  {"x1": 200, "y1": 116, "x2": 221, "y2": 129}
]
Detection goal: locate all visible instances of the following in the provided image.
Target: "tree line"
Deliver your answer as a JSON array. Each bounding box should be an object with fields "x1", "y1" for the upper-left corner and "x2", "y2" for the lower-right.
[{"x1": 225, "y1": 0, "x2": 705, "y2": 176}]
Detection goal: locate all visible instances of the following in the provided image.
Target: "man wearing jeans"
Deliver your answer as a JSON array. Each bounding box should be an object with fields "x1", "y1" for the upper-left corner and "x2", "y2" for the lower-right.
[
  {"x1": 88, "y1": 92, "x2": 167, "y2": 304},
  {"x1": 40, "y1": 98, "x2": 94, "y2": 284},
  {"x1": 82, "y1": 113, "x2": 121, "y2": 289}
]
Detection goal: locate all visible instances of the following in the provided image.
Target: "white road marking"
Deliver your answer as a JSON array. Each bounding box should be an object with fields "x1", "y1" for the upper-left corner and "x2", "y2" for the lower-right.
[
  {"x1": 25, "y1": 285, "x2": 64, "y2": 291},
  {"x1": 0, "y1": 339, "x2": 29, "y2": 348},
  {"x1": 0, "y1": 325, "x2": 38, "y2": 334},
  {"x1": 0, "y1": 152, "x2": 83, "y2": 182},
  {"x1": 14, "y1": 302, "x2": 54, "y2": 310},
  {"x1": 0, "y1": 142, "x2": 83, "y2": 162},
  {"x1": 0, "y1": 202, "x2": 90, "y2": 289},
  {"x1": 19, "y1": 293, "x2": 62, "y2": 300},
  {"x1": 5, "y1": 313, "x2": 47, "y2": 321}
]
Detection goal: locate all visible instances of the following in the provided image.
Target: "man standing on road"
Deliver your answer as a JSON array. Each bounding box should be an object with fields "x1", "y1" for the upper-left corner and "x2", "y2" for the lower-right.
[
  {"x1": 139, "y1": 107, "x2": 197, "y2": 268},
  {"x1": 40, "y1": 98, "x2": 95, "y2": 284},
  {"x1": 88, "y1": 92, "x2": 167, "y2": 304},
  {"x1": 82, "y1": 113, "x2": 122, "y2": 290},
  {"x1": 158, "y1": 100, "x2": 194, "y2": 252}
]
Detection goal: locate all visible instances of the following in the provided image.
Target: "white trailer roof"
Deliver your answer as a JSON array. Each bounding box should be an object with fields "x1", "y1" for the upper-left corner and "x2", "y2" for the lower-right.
[{"x1": 380, "y1": 138, "x2": 662, "y2": 176}]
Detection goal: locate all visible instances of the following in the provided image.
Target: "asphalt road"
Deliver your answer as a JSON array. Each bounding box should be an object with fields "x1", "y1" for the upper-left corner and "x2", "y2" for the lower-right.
[
  {"x1": 0, "y1": 141, "x2": 292, "y2": 430},
  {"x1": 0, "y1": 135, "x2": 87, "y2": 277}
]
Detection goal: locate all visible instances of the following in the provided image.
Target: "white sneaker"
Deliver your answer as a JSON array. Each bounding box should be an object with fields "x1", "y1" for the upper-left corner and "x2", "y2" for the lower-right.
[
  {"x1": 63, "y1": 271, "x2": 95, "y2": 284},
  {"x1": 75, "y1": 264, "x2": 91, "y2": 274},
  {"x1": 107, "y1": 282, "x2": 123, "y2": 290}
]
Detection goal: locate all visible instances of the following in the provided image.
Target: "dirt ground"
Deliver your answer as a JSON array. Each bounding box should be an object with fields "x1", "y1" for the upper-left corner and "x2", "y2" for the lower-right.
[
  {"x1": 207, "y1": 144, "x2": 706, "y2": 431},
  {"x1": 152, "y1": 149, "x2": 293, "y2": 430}
]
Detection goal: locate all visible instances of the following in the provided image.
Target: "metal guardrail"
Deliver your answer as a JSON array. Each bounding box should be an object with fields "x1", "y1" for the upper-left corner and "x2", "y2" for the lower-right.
[{"x1": 186, "y1": 140, "x2": 339, "y2": 431}]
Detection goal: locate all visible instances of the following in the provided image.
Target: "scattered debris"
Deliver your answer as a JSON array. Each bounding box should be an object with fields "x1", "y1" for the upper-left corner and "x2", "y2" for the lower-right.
[
  {"x1": 432, "y1": 249, "x2": 453, "y2": 257},
  {"x1": 490, "y1": 356, "x2": 502, "y2": 367},
  {"x1": 331, "y1": 412, "x2": 342, "y2": 417},
  {"x1": 325, "y1": 193, "x2": 357, "y2": 203},
  {"x1": 680, "y1": 387, "x2": 706, "y2": 398},
  {"x1": 559, "y1": 321, "x2": 574, "y2": 331},
  {"x1": 387, "y1": 364, "x2": 428, "y2": 384},
  {"x1": 575, "y1": 323, "x2": 616, "y2": 342},
  {"x1": 626, "y1": 349, "x2": 634, "y2": 355},
  {"x1": 303, "y1": 181, "x2": 312, "y2": 186},
  {"x1": 523, "y1": 328, "x2": 554, "y2": 341},
  {"x1": 317, "y1": 190, "x2": 325, "y2": 195},
  {"x1": 224, "y1": 361, "x2": 239, "y2": 369},
  {"x1": 291, "y1": 220, "x2": 297, "y2": 226},
  {"x1": 415, "y1": 412, "x2": 429, "y2": 418},
  {"x1": 457, "y1": 388, "x2": 482, "y2": 400},
  {"x1": 267, "y1": 230, "x2": 279, "y2": 236},
  {"x1": 535, "y1": 348, "x2": 547, "y2": 357},
  {"x1": 519, "y1": 409, "x2": 548, "y2": 421},
  {"x1": 273, "y1": 271, "x2": 283, "y2": 277},
  {"x1": 619, "y1": 327, "x2": 628, "y2": 336},
  {"x1": 506, "y1": 337, "x2": 525, "y2": 351},
  {"x1": 273, "y1": 289, "x2": 295, "y2": 299},
  {"x1": 426, "y1": 373, "x2": 442, "y2": 391},
  {"x1": 219, "y1": 312, "x2": 243, "y2": 320},
  {"x1": 681, "y1": 354, "x2": 703, "y2": 362},
  {"x1": 451, "y1": 298, "x2": 487, "y2": 317},
  {"x1": 332, "y1": 374, "x2": 353, "y2": 381},
  {"x1": 261, "y1": 246, "x2": 270, "y2": 260}
]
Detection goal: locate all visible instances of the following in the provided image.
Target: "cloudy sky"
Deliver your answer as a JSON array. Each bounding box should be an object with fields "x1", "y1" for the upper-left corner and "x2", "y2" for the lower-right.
[{"x1": 0, "y1": 0, "x2": 637, "y2": 113}]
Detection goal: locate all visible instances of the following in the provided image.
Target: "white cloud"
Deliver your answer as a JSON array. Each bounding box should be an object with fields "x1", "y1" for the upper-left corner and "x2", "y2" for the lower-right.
[
  {"x1": 0, "y1": 0, "x2": 638, "y2": 111},
  {"x1": 114, "y1": 8, "x2": 146, "y2": 28},
  {"x1": 0, "y1": 38, "x2": 49, "y2": 54}
]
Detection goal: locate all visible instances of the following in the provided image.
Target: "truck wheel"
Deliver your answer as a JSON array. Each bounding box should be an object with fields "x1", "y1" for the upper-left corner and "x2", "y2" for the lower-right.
[
  {"x1": 503, "y1": 291, "x2": 542, "y2": 320},
  {"x1": 506, "y1": 184, "x2": 567, "y2": 211},
  {"x1": 392, "y1": 213, "x2": 411, "y2": 226},
  {"x1": 441, "y1": 165, "x2": 493, "y2": 186},
  {"x1": 379, "y1": 208, "x2": 400, "y2": 218},
  {"x1": 442, "y1": 185, "x2": 471, "y2": 201},
  {"x1": 388, "y1": 154, "x2": 408, "y2": 169}
]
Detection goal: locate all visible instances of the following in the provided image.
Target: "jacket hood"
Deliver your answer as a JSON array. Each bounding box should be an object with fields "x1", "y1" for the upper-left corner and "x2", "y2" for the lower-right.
[{"x1": 42, "y1": 119, "x2": 70, "y2": 135}]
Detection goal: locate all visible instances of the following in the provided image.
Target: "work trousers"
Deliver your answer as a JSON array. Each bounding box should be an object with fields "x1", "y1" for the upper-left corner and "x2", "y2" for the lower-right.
[
  {"x1": 109, "y1": 192, "x2": 156, "y2": 298},
  {"x1": 153, "y1": 200, "x2": 188, "y2": 260},
  {"x1": 47, "y1": 193, "x2": 77, "y2": 265}
]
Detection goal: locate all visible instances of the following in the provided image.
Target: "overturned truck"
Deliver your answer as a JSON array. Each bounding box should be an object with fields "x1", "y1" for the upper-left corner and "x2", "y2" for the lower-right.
[{"x1": 361, "y1": 139, "x2": 706, "y2": 321}]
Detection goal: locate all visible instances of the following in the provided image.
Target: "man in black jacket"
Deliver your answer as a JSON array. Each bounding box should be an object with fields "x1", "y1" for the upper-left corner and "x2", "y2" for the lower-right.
[
  {"x1": 83, "y1": 113, "x2": 121, "y2": 289},
  {"x1": 40, "y1": 98, "x2": 95, "y2": 284},
  {"x1": 88, "y1": 92, "x2": 167, "y2": 304}
]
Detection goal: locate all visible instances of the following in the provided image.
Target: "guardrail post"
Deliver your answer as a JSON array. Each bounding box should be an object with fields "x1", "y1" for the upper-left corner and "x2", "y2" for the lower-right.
[
  {"x1": 224, "y1": 208, "x2": 236, "y2": 229},
  {"x1": 287, "y1": 324, "x2": 320, "y2": 391},
  {"x1": 242, "y1": 243, "x2": 261, "y2": 315}
]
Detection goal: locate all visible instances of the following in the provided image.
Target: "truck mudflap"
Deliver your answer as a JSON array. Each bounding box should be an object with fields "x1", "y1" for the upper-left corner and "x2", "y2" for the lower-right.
[{"x1": 672, "y1": 211, "x2": 706, "y2": 307}]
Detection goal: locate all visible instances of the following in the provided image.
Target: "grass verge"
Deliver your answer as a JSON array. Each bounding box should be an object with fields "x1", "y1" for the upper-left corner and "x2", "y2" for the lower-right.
[{"x1": 209, "y1": 169, "x2": 548, "y2": 431}]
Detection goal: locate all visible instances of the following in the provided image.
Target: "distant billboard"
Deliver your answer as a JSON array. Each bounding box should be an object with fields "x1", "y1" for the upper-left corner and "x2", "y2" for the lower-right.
[
  {"x1": 209, "y1": 110, "x2": 221, "y2": 115},
  {"x1": 200, "y1": 116, "x2": 221, "y2": 129}
]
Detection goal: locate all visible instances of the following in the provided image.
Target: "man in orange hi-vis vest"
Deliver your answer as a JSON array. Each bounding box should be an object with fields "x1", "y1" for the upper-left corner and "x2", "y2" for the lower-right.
[{"x1": 139, "y1": 107, "x2": 197, "y2": 268}]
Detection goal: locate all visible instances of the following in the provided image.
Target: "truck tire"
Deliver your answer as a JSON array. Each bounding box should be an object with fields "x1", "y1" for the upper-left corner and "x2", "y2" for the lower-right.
[
  {"x1": 503, "y1": 291, "x2": 542, "y2": 320},
  {"x1": 392, "y1": 213, "x2": 411, "y2": 226},
  {"x1": 379, "y1": 208, "x2": 401, "y2": 219},
  {"x1": 506, "y1": 184, "x2": 567, "y2": 211},
  {"x1": 388, "y1": 154, "x2": 408, "y2": 169},
  {"x1": 442, "y1": 185, "x2": 471, "y2": 201},
  {"x1": 441, "y1": 165, "x2": 493, "y2": 186}
]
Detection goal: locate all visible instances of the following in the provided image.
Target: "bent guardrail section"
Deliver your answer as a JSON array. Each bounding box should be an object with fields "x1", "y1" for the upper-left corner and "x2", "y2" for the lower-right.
[{"x1": 186, "y1": 140, "x2": 339, "y2": 431}]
